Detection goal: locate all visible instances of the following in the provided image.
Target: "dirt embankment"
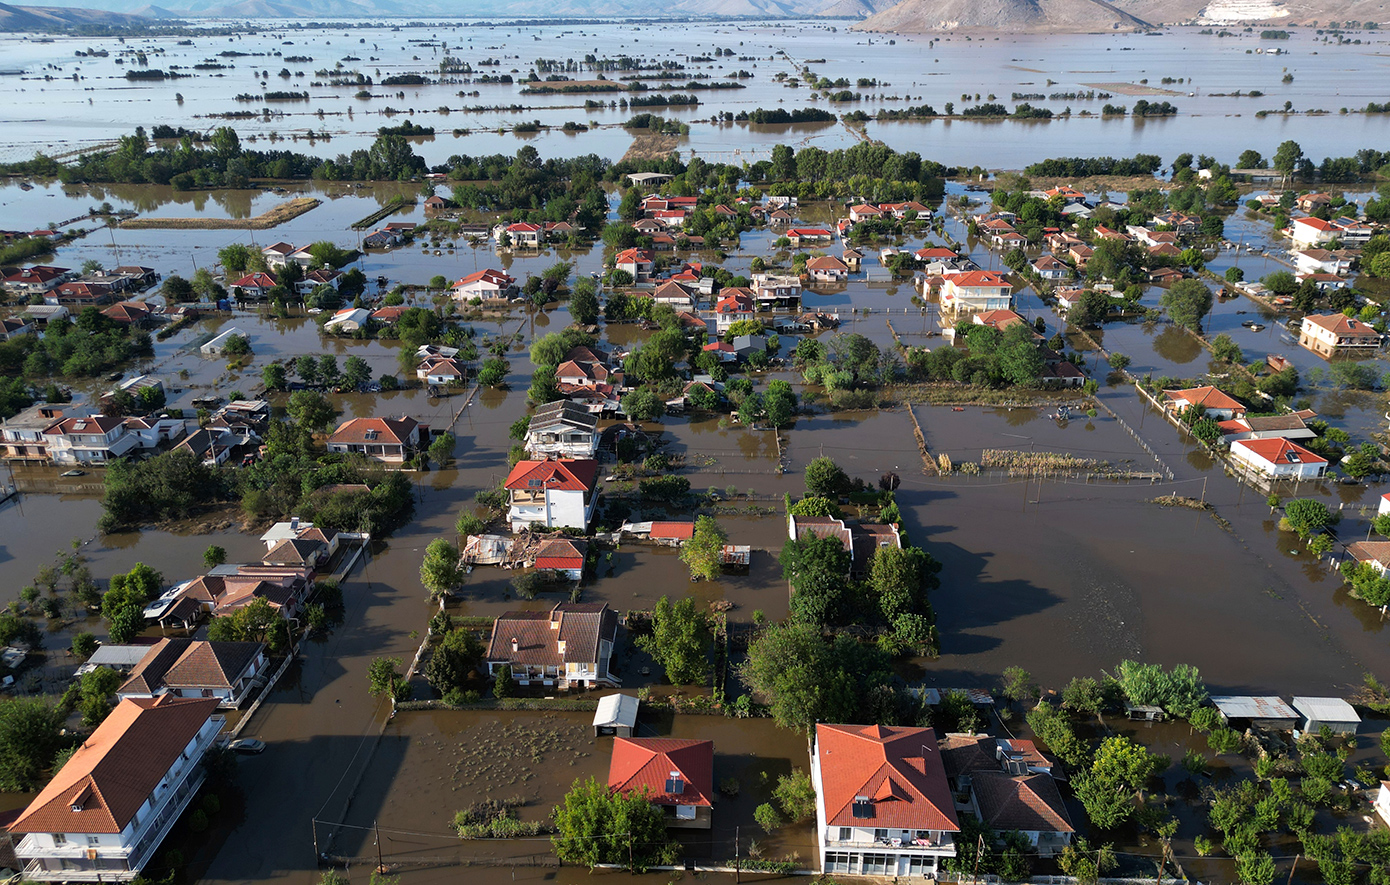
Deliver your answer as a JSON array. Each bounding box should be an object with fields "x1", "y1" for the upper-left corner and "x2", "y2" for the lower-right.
[
  {"x1": 120, "y1": 197, "x2": 320, "y2": 230},
  {"x1": 621, "y1": 132, "x2": 680, "y2": 163}
]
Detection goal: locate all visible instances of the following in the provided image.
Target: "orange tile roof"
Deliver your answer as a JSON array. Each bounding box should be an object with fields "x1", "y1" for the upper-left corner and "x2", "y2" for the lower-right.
[
  {"x1": 1232, "y1": 437, "x2": 1327, "y2": 466},
  {"x1": 969, "y1": 772, "x2": 1074, "y2": 834},
  {"x1": 10, "y1": 696, "x2": 220, "y2": 834},
  {"x1": 948, "y1": 271, "x2": 1011, "y2": 289},
  {"x1": 504, "y1": 458, "x2": 599, "y2": 491},
  {"x1": 1302, "y1": 314, "x2": 1379, "y2": 337},
  {"x1": 816, "y1": 724, "x2": 959, "y2": 831},
  {"x1": 649, "y1": 521, "x2": 695, "y2": 540},
  {"x1": 609, "y1": 738, "x2": 714, "y2": 808},
  {"x1": 1162, "y1": 386, "x2": 1244, "y2": 413}
]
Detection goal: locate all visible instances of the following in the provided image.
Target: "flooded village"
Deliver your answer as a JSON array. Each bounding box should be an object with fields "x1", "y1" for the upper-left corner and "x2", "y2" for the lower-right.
[{"x1": 6, "y1": 14, "x2": 1390, "y2": 885}]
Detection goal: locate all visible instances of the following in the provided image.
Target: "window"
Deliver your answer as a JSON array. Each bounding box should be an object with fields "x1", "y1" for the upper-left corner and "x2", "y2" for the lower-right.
[
  {"x1": 873, "y1": 828, "x2": 889, "y2": 842},
  {"x1": 838, "y1": 827, "x2": 852, "y2": 842},
  {"x1": 907, "y1": 856, "x2": 936, "y2": 877},
  {"x1": 861, "y1": 853, "x2": 893, "y2": 875},
  {"x1": 87, "y1": 836, "x2": 100, "y2": 846},
  {"x1": 826, "y1": 853, "x2": 853, "y2": 874},
  {"x1": 52, "y1": 834, "x2": 67, "y2": 845}
]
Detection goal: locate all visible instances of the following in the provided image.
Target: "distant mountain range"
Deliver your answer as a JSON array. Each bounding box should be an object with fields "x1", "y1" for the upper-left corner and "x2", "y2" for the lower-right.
[{"x1": 2, "y1": 0, "x2": 1384, "y2": 30}]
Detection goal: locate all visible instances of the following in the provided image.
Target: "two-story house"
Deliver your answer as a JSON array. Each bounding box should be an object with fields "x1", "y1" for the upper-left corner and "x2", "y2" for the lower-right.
[
  {"x1": 450, "y1": 268, "x2": 515, "y2": 302},
  {"x1": 941, "y1": 271, "x2": 1012, "y2": 315},
  {"x1": 525, "y1": 401, "x2": 599, "y2": 459},
  {"x1": 505, "y1": 458, "x2": 599, "y2": 531},
  {"x1": 615, "y1": 249, "x2": 654, "y2": 283},
  {"x1": 486, "y1": 602, "x2": 620, "y2": 689},
  {"x1": 811, "y1": 724, "x2": 961, "y2": 878},
  {"x1": 10, "y1": 695, "x2": 224, "y2": 882},
  {"x1": 0, "y1": 404, "x2": 67, "y2": 462},
  {"x1": 1300, "y1": 314, "x2": 1382, "y2": 357},
  {"x1": 43, "y1": 415, "x2": 138, "y2": 465},
  {"x1": 116, "y1": 638, "x2": 268, "y2": 709}
]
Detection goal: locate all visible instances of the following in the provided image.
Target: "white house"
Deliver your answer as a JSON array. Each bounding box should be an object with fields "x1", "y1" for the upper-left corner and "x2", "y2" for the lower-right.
[
  {"x1": 615, "y1": 249, "x2": 654, "y2": 282},
  {"x1": 323, "y1": 308, "x2": 373, "y2": 333},
  {"x1": 504, "y1": 458, "x2": 599, "y2": 531},
  {"x1": 1376, "y1": 782, "x2": 1390, "y2": 828},
  {"x1": 807, "y1": 256, "x2": 850, "y2": 283},
  {"x1": 10, "y1": 695, "x2": 224, "y2": 881},
  {"x1": 200, "y1": 327, "x2": 247, "y2": 356},
  {"x1": 417, "y1": 356, "x2": 467, "y2": 386},
  {"x1": 811, "y1": 724, "x2": 960, "y2": 878},
  {"x1": 1230, "y1": 438, "x2": 1327, "y2": 479},
  {"x1": 1293, "y1": 249, "x2": 1353, "y2": 277},
  {"x1": 525, "y1": 401, "x2": 599, "y2": 458},
  {"x1": 1300, "y1": 314, "x2": 1382, "y2": 356},
  {"x1": 1032, "y1": 255, "x2": 1069, "y2": 280},
  {"x1": 451, "y1": 268, "x2": 515, "y2": 301},
  {"x1": 42, "y1": 415, "x2": 138, "y2": 465},
  {"x1": 941, "y1": 271, "x2": 1012, "y2": 314},
  {"x1": 1289, "y1": 216, "x2": 1338, "y2": 248}
]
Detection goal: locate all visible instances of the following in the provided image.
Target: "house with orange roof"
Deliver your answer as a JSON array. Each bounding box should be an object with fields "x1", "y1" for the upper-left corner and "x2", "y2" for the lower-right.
[
  {"x1": 1031, "y1": 255, "x2": 1069, "y2": 280},
  {"x1": 1290, "y1": 216, "x2": 1338, "y2": 248},
  {"x1": 229, "y1": 272, "x2": 277, "y2": 299},
  {"x1": 941, "y1": 271, "x2": 1012, "y2": 314},
  {"x1": 1162, "y1": 386, "x2": 1246, "y2": 421},
  {"x1": 848, "y1": 204, "x2": 884, "y2": 223},
  {"x1": 496, "y1": 221, "x2": 542, "y2": 248},
  {"x1": 451, "y1": 268, "x2": 515, "y2": 301},
  {"x1": 505, "y1": 458, "x2": 599, "y2": 530},
  {"x1": 811, "y1": 724, "x2": 961, "y2": 877},
  {"x1": 43, "y1": 414, "x2": 138, "y2": 465},
  {"x1": 615, "y1": 249, "x2": 654, "y2": 282},
  {"x1": 531, "y1": 538, "x2": 588, "y2": 580},
  {"x1": 807, "y1": 256, "x2": 850, "y2": 283},
  {"x1": 325, "y1": 416, "x2": 424, "y2": 464},
  {"x1": 1300, "y1": 313, "x2": 1382, "y2": 356},
  {"x1": 1230, "y1": 437, "x2": 1327, "y2": 479},
  {"x1": 785, "y1": 228, "x2": 833, "y2": 248},
  {"x1": 485, "y1": 601, "x2": 618, "y2": 688},
  {"x1": 609, "y1": 738, "x2": 714, "y2": 828},
  {"x1": 10, "y1": 695, "x2": 224, "y2": 881}
]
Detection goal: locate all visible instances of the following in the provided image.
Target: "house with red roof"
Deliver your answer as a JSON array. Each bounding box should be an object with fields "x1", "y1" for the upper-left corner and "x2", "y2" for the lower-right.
[
  {"x1": 807, "y1": 256, "x2": 849, "y2": 283},
  {"x1": 880, "y1": 201, "x2": 932, "y2": 219},
  {"x1": 941, "y1": 271, "x2": 1012, "y2": 314},
  {"x1": 43, "y1": 415, "x2": 138, "y2": 465},
  {"x1": 788, "y1": 514, "x2": 901, "y2": 578},
  {"x1": 1162, "y1": 386, "x2": 1246, "y2": 421},
  {"x1": 505, "y1": 458, "x2": 600, "y2": 530},
  {"x1": 785, "y1": 228, "x2": 833, "y2": 248},
  {"x1": 10, "y1": 695, "x2": 224, "y2": 881},
  {"x1": 229, "y1": 272, "x2": 278, "y2": 300},
  {"x1": 1, "y1": 265, "x2": 70, "y2": 297},
  {"x1": 609, "y1": 738, "x2": 714, "y2": 828},
  {"x1": 849, "y1": 204, "x2": 884, "y2": 223},
  {"x1": 1031, "y1": 255, "x2": 1069, "y2": 281},
  {"x1": 1230, "y1": 438, "x2": 1327, "y2": 479},
  {"x1": 1290, "y1": 216, "x2": 1338, "y2": 248},
  {"x1": 1299, "y1": 313, "x2": 1382, "y2": 357},
  {"x1": 811, "y1": 724, "x2": 961, "y2": 877},
  {"x1": 485, "y1": 602, "x2": 618, "y2": 688},
  {"x1": 615, "y1": 249, "x2": 654, "y2": 282},
  {"x1": 496, "y1": 221, "x2": 542, "y2": 248},
  {"x1": 325, "y1": 416, "x2": 425, "y2": 464},
  {"x1": 451, "y1": 268, "x2": 515, "y2": 301},
  {"x1": 531, "y1": 538, "x2": 588, "y2": 580}
]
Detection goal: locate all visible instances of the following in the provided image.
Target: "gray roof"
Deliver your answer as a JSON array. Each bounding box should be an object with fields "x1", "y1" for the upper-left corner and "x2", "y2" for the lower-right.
[
  {"x1": 88, "y1": 645, "x2": 157, "y2": 667},
  {"x1": 593, "y1": 693, "x2": 640, "y2": 729},
  {"x1": 1244, "y1": 415, "x2": 1309, "y2": 432},
  {"x1": 1291, "y1": 696, "x2": 1360, "y2": 724},
  {"x1": 1210, "y1": 696, "x2": 1297, "y2": 721},
  {"x1": 529, "y1": 400, "x2": 597, "y2": 433}
]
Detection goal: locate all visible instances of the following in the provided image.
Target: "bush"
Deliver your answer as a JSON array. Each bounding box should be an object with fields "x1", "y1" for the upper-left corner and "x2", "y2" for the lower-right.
[
  {"x1": 753, "y1": 802, "x2": 781, "y2": 833},
  {"x1": 188, "y1": 809, "x2": 209, "y2": 833}
]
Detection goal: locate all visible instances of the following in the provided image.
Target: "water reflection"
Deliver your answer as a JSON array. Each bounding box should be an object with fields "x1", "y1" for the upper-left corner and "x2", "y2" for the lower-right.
[{"x1": 1150, "y1": 324, "x2": 1204, "y2": 365}]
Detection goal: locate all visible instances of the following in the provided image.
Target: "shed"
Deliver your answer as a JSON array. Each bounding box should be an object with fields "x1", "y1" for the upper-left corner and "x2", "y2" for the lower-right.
[
  {"x1": 86, "y1": 645, "x2": 155, "y2": 669},
  {"x1": 1210, "y1": 696, "x2": 1298, "y2": 730},
  {"x1": 593, "y1": 693, "x2": 639, "y2": 737},
  {"x1": 1291, "y1": 697, "x2": 1360, "y2": 735},
  {"x1": 1125, "y1": 703, "x2": 1166, "y2": 721},
  {"x1": 201, "y1": 326, "x2": 246, "y2": 355}
]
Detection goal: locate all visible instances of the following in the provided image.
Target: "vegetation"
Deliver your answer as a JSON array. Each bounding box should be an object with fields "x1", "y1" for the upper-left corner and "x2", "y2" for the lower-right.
[
  {"x1": 635, "y1": 596, "x2": 710, "y2": 685},
  {"x1": 552, "y1": 777, "x2": 677, "y2": 871},
  {"x1": 679, "y1": 516, "x2": 727, "y2": 582}
]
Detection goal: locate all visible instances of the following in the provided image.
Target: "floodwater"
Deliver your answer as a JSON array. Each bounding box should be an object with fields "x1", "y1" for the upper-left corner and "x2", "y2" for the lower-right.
[{"x1": 3, "y1": 21, "x2": 1390, "y2": 167}]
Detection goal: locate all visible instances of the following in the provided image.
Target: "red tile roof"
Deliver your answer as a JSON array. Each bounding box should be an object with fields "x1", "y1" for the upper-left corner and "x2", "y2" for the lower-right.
[
  {"x1": 816, "y1": 724, "x2": 959, "y2": 831},
  {"x1": 10, "y1": 696, "x2": 220, "y2": 835},
  {"x1": 534, "y1": 538, "x2": 587, "y2": 570},
  {"x1": 609, "y1": 738, "x2": 714, "y2": 808},
  {"x1": 1232, "y1": 437, "x2": 1327, "y2": 466},
  {"x1": 505, "y1": 458, "x2": 599, "y2": 491},
  {"x1": 1303, "y1": 314, "x2": 1379, "y2": 338},
  {"x1": 328, "y1": 416, "x2": 419, "y2": 446},
  {"x1": 453, "y1": 268, "x2": 514, "y2": 289},
  {"x1": 948, "y1": 271, "x2": 1011, "y2": 289},
  {"x1": 1162, "y1": 386, "x2": 1244, "y2": 413},
  {"x1": 230, "y1": 272, "x2": 277, "y2": 289},
  {"x1": 616, "y1": 249, "x2": 653, "y2": 265},
  {"x1": 649, "y1": 521, "x2": 695, "y2": 540}
]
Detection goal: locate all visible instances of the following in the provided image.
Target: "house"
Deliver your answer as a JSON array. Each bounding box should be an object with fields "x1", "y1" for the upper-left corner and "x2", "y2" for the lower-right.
[
  {"x1": 371, "y1": 305, "x2": 407, "y2": 325},
  {"x1": 1054, "y1": 289, "x2": 1087, "y2": 312},
  {"x1": 1347, "y1": 540, "x2": 1390, "y2": 575},
  {"x1": 1152, "y1": 211, "x2": 1201, "y2": 234},
  {"x1": 43, "y1": 415, "x2": 137, "y2": 465},
  {"x1": 1162, "y1": 386, "x2": 1247, "y2": 421},
  {"x1": 498, "y1": 221, "x2": 542, "y2": 248},
  {"x1": 941, "y1": 271, "x2": 1012, "y2": 314},
  {"x1": 9, "y1": 696, "x2": 223, "y2": 882},
  {"x1": 1293, "y1": 248, "x2": 1353, "y2": 276},
  {"x1": 100, "y1": 302, "x2": 154, "y2": 327},
  {"x1": 1300, "y1": 314, "x2": 1382, "y2": 356},
  {"x1": 711, "y1": 288, "x2": 755, "y2": 333},
  {"x1": 323, "y1": 307, "x2": 373, "y2": 333},
  {"x1": 811, "y1": 724, "x2": 960, "y2": 878},
  {"x1": 788, "y1": 514, "x2": 901, "y2": 578},
  {"x1": 651, "y1": 280, "x2": 697, "y2": 309},
  {"x1": 485, "y1": 602, "x2": 619, "y2": 688},
  {"x1": 1289, "y1": 216, "x2": 1338, "y2": 248},
  {"x1": 451, "y1": 268, "x2": 515, "y2": 301},
  {"x1": 1039, "y1": 361, "x2": 1086, "y2": 388},
  {"x1": 807, "y1": 256, "x2": 850, "y2": 283},
  {"x1": 0, "y1": 317, "x2": 34, "y2": 340},
  {"x1": 296, "y1": 268, "x2": 342, "y2": 296},
  {"x1": 1331, "y1": 216, "x2": 1375, "y2": 244},
  {"x1": 609, "y1": 738, "x2": 714, "y2": 829},
  {"x1": 785, "y1": 228, "x2": 833, "y2": 248},
  {"x1": 1289, "y1": 697, "x2": 1360, "y2": 734},
  {"x1": 1296, "y1": 192, "x2": 1333, "y2": 212},
  {"x1": 416, "y1": 356, "x2": 467, "y2": 385},
  {"x1": 525, "y1": 400, "x2": 599, "y2": 458},
  {"x1": 972, "y1": 309, "x2": 1032, "y2": 334},
  {"x1": 751, "y1": 274, "x2": 802, "y2": 308},
  {"x1": 880, "y1": 201, "x2": 932, "y2": 220},
  {"x1": 544, "y1": 221, "x2": 577, "y2": 240},
  {"x1": 1068, "y1": 244, "x2": 1094, "y2": 267},
  {"x1": 210, "y1": 399, "x2": 272, "y2": 438},
  {"x1": 1375, "y1": 782, "x2": 1390, "y2": 828},
  {"x1": 0, "y1": 404, "x2": 68, "y2": 462},
  {"x1": 531, "y1": 537, "x2": 588, "y2": 581},
  {"x1": 615, "y1": 249, "x2": 655, "y2": 282},
  {"x1": 1128, "y1": 227, "x2": 1179, "y2": 249},
  {"x1": 20, "y1": 304, "x2": 69, "y2": 326},
  {"x1": 967, "y1": 772, "x2": 1074, "y2": 856},
  {"x1": 1210, "y1": 696, "x2": 1299, "y2": 731},
  {"x1": 200, "y1": 327, "x2": 247, "y2": 356},
  {"x1": 326, "y1": 416, "x2": 424, "y2": 464},
  {"x1": 593, "y1": 693, "x2": 639, "y2": 737},
  {"x1": 1217, "y1": 414, "x2": 1316, "y2": 443},
  {"x1": 228, "y1": 272, "x2": 277, "y2": 299},
  {"x1": 1, "y1": 265, "x2": 69, "y2": 296},
  {"x1": 1093, "y1": 225, "x2": 1130, "y2": 242},
  {"x1": 1230, "y1": 438, "x2": 1327, "y2": 479},
  {"x1": 1296, "y1": 272, "x2": 1349, "y2": 291},
  {"x1": 50, "y1": 280, "x2": 115, "y2": 307},
  {"x1": 263, "y1": 535, "x2": 328, "y2": 568},
  {"x1": 849, "y1": 204, "x2": 884, "y2": 223},
  {"x1": 555, "y1": 359, "x2": 617, "y2": 388},
  {"x1": 116, "y1": 639, "x2": 268, "y2": 709},
  {"x1": 172, "y1": 428, "x2": 237, "y2": 467},
  {"x1": 1031, "y1": 256, "x2": 1068, "y2": 280},
  {"x1": 842, "y1": 248, "x2": 864, "y2": 272},
  {"x1": 260, "y1": 242, "x2": 297, "y2": 267},
  {"x1": 423, "y1": 195, "x2": 449, "y2": 211},
  {"x1": 504, "y1": 458, "x2": 599, "y2": 531}
]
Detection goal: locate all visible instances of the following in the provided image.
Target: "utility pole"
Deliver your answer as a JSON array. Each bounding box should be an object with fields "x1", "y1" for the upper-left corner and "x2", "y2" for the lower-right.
[
  {"x1": 374, "y1": 819, "x2": 385, "y2": 874},
  {"x1": 1286, "y1": 854, "x2": 1299, "y2": 885},
  {"x1": 971, "y1": 834, "x2": 984, "y2": 885},
  {"x1": 735, "y1": 825, "x2": 740, "y2": 884}
]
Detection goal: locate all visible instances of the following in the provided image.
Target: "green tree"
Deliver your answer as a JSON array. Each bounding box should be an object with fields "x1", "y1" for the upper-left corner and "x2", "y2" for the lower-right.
[
  {"x1": 79, "y1": 667, "x2": 123, "y2": 726},
  {"x1": 740, "y1": 622, "x2": 856, "y2": 732},
  {"x1": 1067, "y1": 289, "x2": 1112, "y2": 328},
  {"x1": 0, "y1": 698, "x2": 65, "y2": 791},
  {"x1": 286, "y1": 390, "x2": 336, "y2": 430},
  {"x1": 636, "y1": 596, "x2": 710, "y2": 685},
  {"x1": 341, "y1": 356, "x2": 371, "y2": 390},
  {"x1": 262, "y1": 362, "x2": 288, "y2": 391},
  {"x1": 203, "y1": 545, "x2": 227, "y2": 569},
  {"x1": 620, "y1": 388, "x2": 664, "y2": 422},
  {"x1": 680, "y1": 515, "x2": 727, "y2": 582},
  {"x1": 1282, "y1": 498, "x2": 1338, "y2": 538},
  {"x1": 420, "y1": 539, "x2": 463, "y2": 598},
  {"x1": 424, "y1": 628, "x2": 484, "y2": 694},
  {"x1": 869, "y1": 545, "x2": 939, "y2": 622},
  {"x1": 552, "y1": 777, "x2": 675, "y2": 871},
  {"x1": 804, "y1": 456, "x2": 850, "y2": 497},
  {"x1": 782, "y1": 533, "x2": 852, "y2": 628},
  {"x1": 1058, "y1": 839, "x2": 1117, "y2": 885},
  {"x1": 218, "y1": 243, "x2": 254, "y2": 275},
  {"x1": 1160, "y1": 279, "x2": 1214, "y2": 329},
  {"x1": 70, "y1": 632, "x2": 98, "y2": 661},
  {"x1": 1073, "y1": 735, "x2": 1169, "y2": 829},
  {"x1": 367, "y1": 656, "x2": 409, "y2": 701},
  {"x1": 1273, "y1": 139, "x2": 1303, "y2": 179},
  {"x1": 570, "y1": 279, "x2": 600, "y2": 326}
]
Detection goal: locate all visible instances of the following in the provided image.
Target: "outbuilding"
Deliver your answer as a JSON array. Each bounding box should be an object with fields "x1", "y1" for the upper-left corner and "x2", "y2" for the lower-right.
[
  {"x1": 592, "y1": 693, "x2": 639, "y2": 737},
  {"x1": 1210, "y1": 696, "x2": 1298, "y2": 731},
  {"x1": 1291, "y1": 697, "x2": 1360, "y2": 735}
]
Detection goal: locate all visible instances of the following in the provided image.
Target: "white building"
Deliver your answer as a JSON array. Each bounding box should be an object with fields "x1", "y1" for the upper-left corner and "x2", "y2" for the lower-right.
[
  {"x1": 42, "y1": 415, "x2": 138, "y2": 465},
  {"x1": 11, "y1": 696, "x2": 224, "y2": 881},
  {"x1": 200, "y1": 327, "x2": 246, "y2": 356},
  {"x1": 810, "y1": 724, "x2": 960, "y2": 878},
  {"x1": 504, "y1": 458, "x2": 599, "y2": 531},
  {"x1": 1229, "y1": 438, "x2": 1327, "y2": 479},
  {"x1": 525, "y1": 401, "x2": 599, "y2": 459}
]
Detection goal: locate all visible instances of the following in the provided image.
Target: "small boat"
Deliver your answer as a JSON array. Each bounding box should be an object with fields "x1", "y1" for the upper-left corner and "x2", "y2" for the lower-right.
[
  {"x1": 60, "y1": 469, "x2": 85, "y2": 477},
  {"x1": 1248, "y1": 323, "x2": 1265, "y2": 331},
  {"x1": 951, "y1": 407, "x2": 965, "y2": 412}
]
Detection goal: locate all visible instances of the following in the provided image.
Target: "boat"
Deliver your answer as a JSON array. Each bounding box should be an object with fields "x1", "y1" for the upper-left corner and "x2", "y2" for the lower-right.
[
  {"x1": 951, "y1": 407, "x2": 965, "y2": 412},
  {"x1": 60, "y1": 469, "x2": 85, "y2": 477},
  {"x1": 1248, "y1": 323, "x2": 1265, "y2": 332}
]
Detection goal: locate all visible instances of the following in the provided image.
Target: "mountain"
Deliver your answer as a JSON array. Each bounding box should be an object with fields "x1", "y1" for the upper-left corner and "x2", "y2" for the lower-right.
[
  {"x1": 0, "y1": 1, "x2": 156, "y2": 29},
  {"x1": 817, "y1": 0, "x2": 903, "y2": 16},
  {"x1": 851, "y1": 0, "x2": 1155, "y2": 32}
]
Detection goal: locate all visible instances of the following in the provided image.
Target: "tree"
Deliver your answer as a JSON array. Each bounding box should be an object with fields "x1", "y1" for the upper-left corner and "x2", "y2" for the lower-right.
[
  {"x1": 552, "y1": 777, "x2": 675, "y2": 871},
  {"x1": 341, "y1": 356, "x2": 371, "y2": 390},
  {"x1": 570, "y1": 280, "x2": 599, "y2": 326},
  {"x1": 788, "y1": 496, "x2": 842, "y2": 518},
  {"x1": 428, "y1": 432, "x2": 455, "y2": 465},
  {"x1": 1067, "y1": 289, "x2": 1112, "y2": 328},
  {"x1": 425, "y1": 628, "x2": 484, "y2": 694},
  {"x1": 1160, "y1": 279, "x2": 1213, "y2": 329},
  {"x1": 1058, "y1": 839, "x2": 1117, "y2": 885},
  {"x1": 0, "y1": 698, "x2": 65, "y2": 791},
  {"x1": 1282, "y1": 498, "x2": 1338, "y2": 539},
  {"x1": 106, "y1": 602, "x2": 144, "y2": 644},
  {"x1": 79, "y1": 667, "x2": 123, "y2": 726},
  {"x1": 1073, "y1": 736, "x2": 1168, "y2": 829},
  {"x1": 262, "y1": 363, "x2": 288, "y2": 391},
  {"x1": 367, "y1": 656, "x2": 409, "y2": 701},
  {"x1": 203, "y1": 545, "x2": 227, "y2": 569},
  {"x1": 680, "y1": 515, "x2": 727, "y2": 582},
  {"x1": 420, "y1": 539, "x2": 463, "y2": 598},
  {"x1": 479, "y1": 358, "x2": 510, "y2": 388},
  {"x1": 1113, "y1": 660, "x2": 1207, "y2": 716},
  {"x1": 71, "y1": 632, "x2": 98, "y2": 661},
  {"x1": 636, "y1": 596, "x2": 710, "y2": 685},
  {"x1": 286, "y1": 390, "x2": 336, "y2": 430},
  {"x1": 782, "y1": 533, "x2": 853, "y2": 628},
  {"x1": 804, "y1": 456, "x2": 850, "y2": 497},
  {"x1": 294, "y1": 354, "x2": 319, "y2": 386},
  {"x1": 1210, "y1": 333, "x2": 1242, "y2": 363},
  {"x1": 1273, "y1": 139, "x2": 1303, "y2": 179},
  {"x1": 218, "y1": 243, "x2": 254, "y2": 274},
  {"x1": 869, "y1": 544, "x2": 939, "y2": 622},
  {"x1": 1001, "y1": 666, "x2": 1038, "y2": 705},
  {"x1": 741, "y1": 623, "x2": 857, "y2": 732}
]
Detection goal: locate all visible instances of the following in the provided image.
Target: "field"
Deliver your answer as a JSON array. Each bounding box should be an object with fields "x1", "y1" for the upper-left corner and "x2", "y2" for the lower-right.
[{"x1": 119, "y1": 196, "x2": 320, "y2": 230}]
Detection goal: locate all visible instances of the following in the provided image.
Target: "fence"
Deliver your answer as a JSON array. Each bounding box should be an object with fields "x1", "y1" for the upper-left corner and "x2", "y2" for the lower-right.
[{"x1": 1092, "y1": 392, "x2": 1174, "y2": 481}]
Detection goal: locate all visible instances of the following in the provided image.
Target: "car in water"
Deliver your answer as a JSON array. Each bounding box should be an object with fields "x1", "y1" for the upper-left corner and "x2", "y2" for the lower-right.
[{"x1": 227, "y1": 739, "x2": 265, "y2": 754}]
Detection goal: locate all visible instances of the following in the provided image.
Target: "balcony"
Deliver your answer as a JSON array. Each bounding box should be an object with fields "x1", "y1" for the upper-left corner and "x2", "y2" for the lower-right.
[{"x1": 824, "y1": 833, "x2": 955, "y2": 854}]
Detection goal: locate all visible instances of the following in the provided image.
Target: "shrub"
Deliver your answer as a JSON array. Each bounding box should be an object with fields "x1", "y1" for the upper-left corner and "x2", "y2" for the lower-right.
[{"x1": 753, "y1": 802, "x2": 781, "y2": 833}]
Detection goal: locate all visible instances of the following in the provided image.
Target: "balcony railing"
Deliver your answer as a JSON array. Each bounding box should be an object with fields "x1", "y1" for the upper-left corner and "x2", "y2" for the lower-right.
[{"x1": 825, "y1": 835, "x2": 955, "y2": 853}]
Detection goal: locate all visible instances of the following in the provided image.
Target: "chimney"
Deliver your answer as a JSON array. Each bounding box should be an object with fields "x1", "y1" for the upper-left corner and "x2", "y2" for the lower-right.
[{"x1": 511, "y1": 638, "x2": 518, "y2": 653}]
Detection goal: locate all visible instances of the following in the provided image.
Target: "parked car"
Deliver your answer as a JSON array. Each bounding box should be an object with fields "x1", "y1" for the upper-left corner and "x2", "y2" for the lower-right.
[{"x1": 228, "y1": 738, "x2": 266, "y2": 754}]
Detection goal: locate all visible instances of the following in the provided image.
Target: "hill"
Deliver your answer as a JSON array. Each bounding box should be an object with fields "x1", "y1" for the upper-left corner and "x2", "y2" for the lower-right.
[
  {"x1": 0, "y1": 2, "x2": 157, "y2": 29},
  {"x1": 817, "y1": 0, "x2": 904, "y2": 16},
  {"x1": 850, "y1": 0, "x2": 1157, "y2": 31}
]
